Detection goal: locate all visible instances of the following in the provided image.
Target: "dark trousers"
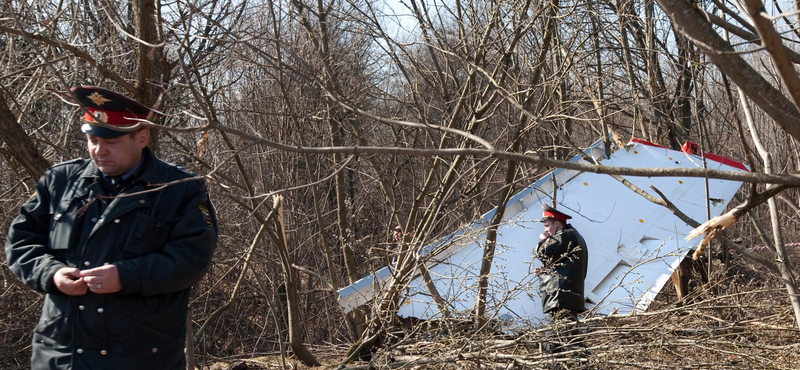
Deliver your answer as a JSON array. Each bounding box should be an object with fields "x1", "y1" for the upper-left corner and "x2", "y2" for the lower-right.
[{"x1": 543, "y1": 309, "x2": 580, "y2": 354}]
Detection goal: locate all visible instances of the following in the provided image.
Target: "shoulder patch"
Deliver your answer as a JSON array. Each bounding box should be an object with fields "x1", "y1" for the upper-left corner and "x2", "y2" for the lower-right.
[{"x1": 198, "y1": 204, "x2": 213, "y2": 226}]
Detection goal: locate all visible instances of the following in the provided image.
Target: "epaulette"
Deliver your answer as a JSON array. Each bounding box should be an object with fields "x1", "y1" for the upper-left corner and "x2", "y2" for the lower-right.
[
  {"x1": 48, "y1": 158, "x2": 91, "y2": 177},
  {"x1": 172, "y1": 163, "x2": 198, "y2": 177},
  {"x1": 45, "y1": 158, "x2": 92, "y2": 187},
  {"x1": 50, "y1": 158, "x2": 87, "y2": 169}
]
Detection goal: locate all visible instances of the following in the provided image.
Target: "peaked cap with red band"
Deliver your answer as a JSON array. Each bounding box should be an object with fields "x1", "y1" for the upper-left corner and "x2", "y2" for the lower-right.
[
  {"x1": 540, "y1": 203, "x2": 572, "y2": 223},
  {"x1": 72, "y1": 86, "x2": 150, "y2": 138}
]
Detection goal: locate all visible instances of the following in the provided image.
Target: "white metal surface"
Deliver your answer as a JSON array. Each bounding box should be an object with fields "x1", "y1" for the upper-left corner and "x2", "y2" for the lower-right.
[{"x1": 338, "y1": 139, "x2": 748, "y2": 327}]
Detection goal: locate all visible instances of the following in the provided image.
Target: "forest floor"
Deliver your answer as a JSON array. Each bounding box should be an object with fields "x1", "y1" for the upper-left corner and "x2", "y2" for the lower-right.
[
  {"x1": 3, "y1": 248, "x2": 798, "y2": 370},
  {"x1": 205, "y1": 251, "x2": 800, "y2": 370}
]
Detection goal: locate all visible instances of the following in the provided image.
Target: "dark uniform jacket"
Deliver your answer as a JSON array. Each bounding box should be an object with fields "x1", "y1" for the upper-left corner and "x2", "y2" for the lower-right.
[
  {"x1": 536, "y1": 224, "x2": 588, "y2": 314},
  {"x1": 6, "y1": 148, "x2": 218, "y2": 370}
]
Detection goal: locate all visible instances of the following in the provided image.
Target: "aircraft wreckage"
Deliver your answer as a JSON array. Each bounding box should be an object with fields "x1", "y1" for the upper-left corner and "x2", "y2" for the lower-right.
[{"x1": 338, "y1": 138, "x2": 749, "y2": 327}]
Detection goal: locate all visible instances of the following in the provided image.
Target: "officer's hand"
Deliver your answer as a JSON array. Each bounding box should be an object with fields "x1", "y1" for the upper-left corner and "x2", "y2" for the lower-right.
[
  {"x1": 81, "y1": 264, "x2": 122, "y2": 294},
  {"x1": 53, "y1": 267, "x2": 88, "y2": 296}
]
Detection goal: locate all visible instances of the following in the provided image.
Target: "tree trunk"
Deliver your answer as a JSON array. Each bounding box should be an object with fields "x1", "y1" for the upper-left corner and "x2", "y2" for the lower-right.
[
  {"x1": 269, "y1": 196, "x2": 321, "y2": 366},
  {"x1": 738, "y1": 89, "x2": 800, "y2": 329},
  {"x1": 474, "y1": 156, "x2": 519, "y2": 329},
  {"x1": 132, "y1": 0, "x2": 164, "y2": 152},
  {"x1": 0, "y1": 89, "x2": 51, "y2": 180},
  {"x1": 645, "y1": 0, "x2": 672, "y2": 146}
]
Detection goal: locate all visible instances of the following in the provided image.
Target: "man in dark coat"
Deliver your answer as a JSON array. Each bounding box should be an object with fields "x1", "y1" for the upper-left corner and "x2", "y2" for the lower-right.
[
  {"x1": 534, "y1": 203, "x2": 588, "y2": 352},
  {"x1": 5, "y1": 86, "x2": 218, "y2": 370}
]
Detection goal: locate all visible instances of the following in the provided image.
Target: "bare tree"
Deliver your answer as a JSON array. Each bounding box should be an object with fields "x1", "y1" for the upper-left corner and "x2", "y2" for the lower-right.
[{"x1": 4, "y1": 0, "x2": 800, "y2": 367}]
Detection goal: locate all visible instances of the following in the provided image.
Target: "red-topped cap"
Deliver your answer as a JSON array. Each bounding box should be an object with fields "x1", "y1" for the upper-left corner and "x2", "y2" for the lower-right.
[
  {"x1": 540, "y1": 203, "x2": 572, "y2": 223},
  {"x1": 71, "y1": 86, "x2": 151, "y2": 138}
]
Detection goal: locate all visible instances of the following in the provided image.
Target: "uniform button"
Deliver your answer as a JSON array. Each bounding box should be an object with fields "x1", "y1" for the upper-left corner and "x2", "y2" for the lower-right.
[
  {"x1": 76, "y1": 348, "x2": 83, "y2": 354},
  {"x1": 103, "y1": 262, "x2": 110, "y2": 265},
  {"x1": 79, "y1": 305, "x2": 85, "y2": 310},
  {"x1": 97, "y1": 308, "x2": 104, "y2": 313},
  {"x1": 100, "y1": 350, "x2": 107, "y2": 355},
  {"x1": 84, "y1": 261, "x2": 91, "y2": 266},
  {"x1": 54, "y1": 213, "x2": 62, "y2": 220},
  {"x1": 152, "y1": 348, "x2": 158, "y2": 353},
  {"x1": 114, "y1": 219, "x2": 120, "y2": 223},
  {"x1": 91, "y1": 217, "x2": 98, "y2": 222},
  {"x1": 98, "y1": 218, "x2": 104, "y2": 223},
  {"x1": 140, "y1": 199, "x2": 146, "y2": 204}
]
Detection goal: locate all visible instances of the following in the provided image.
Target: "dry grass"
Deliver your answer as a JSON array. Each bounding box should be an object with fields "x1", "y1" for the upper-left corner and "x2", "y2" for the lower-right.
[
  {"x1": 198, "y1": 252, "x2": 800, "y2": 370},
  {"x1": 3, "y1": 245, "x2": 800, "y2": 370}
]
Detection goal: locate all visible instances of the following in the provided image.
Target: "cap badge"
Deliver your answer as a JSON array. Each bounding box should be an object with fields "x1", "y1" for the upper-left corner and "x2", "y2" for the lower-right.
[
  {"x1": 87, "y1": 92, "x2": 111, "y2": 106},
  {"x1": 93, "y1": 111, "x2": 109, "y2": 123}
]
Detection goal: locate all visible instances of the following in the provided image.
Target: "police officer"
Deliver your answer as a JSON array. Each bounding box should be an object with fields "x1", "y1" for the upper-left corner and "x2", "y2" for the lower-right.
[
  {"x1": 534, "y1": 203, "x2": 588, "y2": 353},
  {"x1": 5, "y1": 86, "x2": 219, "y2": 369}
]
